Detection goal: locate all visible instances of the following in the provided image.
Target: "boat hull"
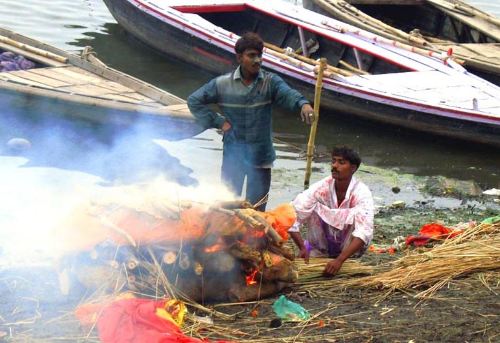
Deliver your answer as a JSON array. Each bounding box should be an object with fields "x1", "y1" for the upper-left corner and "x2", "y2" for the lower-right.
[
  {"x1": 102, "y1": 0, "x2": 500, "y2": 147},
  {"x1": 0, "y1": 86, "x2": 202, "y2": 141}
]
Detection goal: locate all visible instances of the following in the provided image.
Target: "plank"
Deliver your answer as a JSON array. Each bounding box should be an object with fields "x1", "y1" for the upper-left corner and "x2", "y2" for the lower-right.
[
  {"x1": 59, "y1": 84, "x2": 126, "y2": 97},
  {"x1": 6, "y1": 69, "x2": 71, "y2": 88},
  {"x1": 114, "y1": 91, "x2": 157, "y2": 102},
  {"x1": 103, "y1": 93, "x2": 159, "y2": 104},
  {"x1": 52, "y1": 66, "x2": 106, "y2": 84},
  {"x1": 28, "y1": 66, "x2": 90, "y2": 85},
  {"x1": 91, "y1": 80, "x2": 138, "y2": 94},
  {"x1": 0, "y1": 71, "x2": 54, "y2": 88},
  {"x1": 58, "y1": 67, "x2": 137, "y2": 93}
]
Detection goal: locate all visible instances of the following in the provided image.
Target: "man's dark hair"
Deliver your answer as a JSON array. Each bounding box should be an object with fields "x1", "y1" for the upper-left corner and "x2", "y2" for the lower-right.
[
  {"x1": 235, "y1": 32, "x2": 264, "y2": 54},
  {"x1": 331, "y1": 146, "x2": 361, "y2": 169}
]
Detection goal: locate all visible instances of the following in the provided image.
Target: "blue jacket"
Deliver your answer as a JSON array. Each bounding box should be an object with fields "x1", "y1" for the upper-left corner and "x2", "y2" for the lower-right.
[{"x1": 187, "y1": 67, "x2": 309, "y2": 166}]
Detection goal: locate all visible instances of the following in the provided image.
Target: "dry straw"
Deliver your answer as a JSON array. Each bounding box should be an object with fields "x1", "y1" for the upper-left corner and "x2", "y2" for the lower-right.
[{"x1": 295, "y1": 222, "x2": 499, "y2": 299}]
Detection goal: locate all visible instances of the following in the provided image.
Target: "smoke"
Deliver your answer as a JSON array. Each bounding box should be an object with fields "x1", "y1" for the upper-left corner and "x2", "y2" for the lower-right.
[{"x1": 0, "y1": 98, "x2": 232, "y2": 263}]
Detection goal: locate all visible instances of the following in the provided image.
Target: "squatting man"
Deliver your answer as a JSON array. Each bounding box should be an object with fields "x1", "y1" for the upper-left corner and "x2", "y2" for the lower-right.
[{"x1": 289, "y1": 146, "x2": 374, "y2": 276}]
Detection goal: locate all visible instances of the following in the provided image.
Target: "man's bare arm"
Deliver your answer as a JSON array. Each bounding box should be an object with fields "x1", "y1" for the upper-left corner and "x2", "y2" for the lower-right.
[{"x1": 323, "y1": 237, "x2": 364, "y2": 276}]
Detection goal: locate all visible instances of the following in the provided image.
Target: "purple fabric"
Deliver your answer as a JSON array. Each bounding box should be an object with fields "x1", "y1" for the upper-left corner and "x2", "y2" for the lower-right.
[
  {"x1": 1, "y1": 61, "x2": 18, "y2": 71},
  {"x1": 321, "y1": 219, "x2": 344, "y2": 257},
  {"x1": 0, "y1": 53, "x2": 35, "y2": 72},
  {"x1": 0, "y1": 51, "x2": 15, "y2": 61}
]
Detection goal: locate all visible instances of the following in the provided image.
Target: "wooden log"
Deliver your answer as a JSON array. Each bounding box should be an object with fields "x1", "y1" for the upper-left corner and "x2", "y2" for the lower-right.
[
  {"x1": 268, "y1": 244, "x2": 295, "y2": 261},
  {"x1": 126, "y1": 258, "x2": 139, "y2": 270},
  {"x1": 108, "y1": 260, "x2": 120, "y2": 269},
  {"x1": 162, "y1": 251, "x2": 178, "y2": 264},
  {"x1": 212, "y1": 200, "x2": 253, "y2": 210},
  {"x1": 194, "y1": 262, "x2": 204, "y2": 275},
  {"x1": 251, "y1": 214, "x2": 285, "y2": 246},
  {"x1": 261, "y1": 252, "x2": 298, "y2": 283},
  {"x1": 234, "y1": 209, "x2": 266, "y2": 230},
  {"x1": 229, "y1": 241, "x2": 262, "y2": 265},
  {"x1": 178, "y1": 252, "x2": 191, "y2": 270}
]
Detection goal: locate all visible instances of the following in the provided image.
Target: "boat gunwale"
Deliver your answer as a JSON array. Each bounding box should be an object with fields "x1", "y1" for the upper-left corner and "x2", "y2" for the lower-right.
[
  {"x1": 128, "y1": 0, "x2": 500, "y2": 125},
  {"x1": 0, "y1": 27, "x2": 187, "y2": 109},
  {"x1": 144, "y1": 0, "x2": 421, "y2": 72}
]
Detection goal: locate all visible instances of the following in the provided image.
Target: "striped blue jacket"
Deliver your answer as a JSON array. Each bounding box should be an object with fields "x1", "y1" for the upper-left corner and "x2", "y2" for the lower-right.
[{"x1": 187, "y1": 66, "x2": 309, "y2": 166}]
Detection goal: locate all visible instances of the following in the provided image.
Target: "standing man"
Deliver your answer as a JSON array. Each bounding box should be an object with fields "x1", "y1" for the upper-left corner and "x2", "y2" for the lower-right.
[
  {"x1": 289, "y1": 146, "x2": 374, "y2": 276},
  {"x1": 188, "y1": 32, "x2": 314, "y2": 211}
]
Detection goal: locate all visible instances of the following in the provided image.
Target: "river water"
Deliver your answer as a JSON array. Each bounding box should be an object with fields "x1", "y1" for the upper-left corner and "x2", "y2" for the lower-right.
[{"x1": 0, "y1": 0, "x2": 498, "y2": 204}]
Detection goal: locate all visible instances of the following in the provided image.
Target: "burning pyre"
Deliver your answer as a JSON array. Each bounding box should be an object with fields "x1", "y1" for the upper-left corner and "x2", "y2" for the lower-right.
[{"x1": 58, "y1": 189, "x2": 298, "y2": 303}]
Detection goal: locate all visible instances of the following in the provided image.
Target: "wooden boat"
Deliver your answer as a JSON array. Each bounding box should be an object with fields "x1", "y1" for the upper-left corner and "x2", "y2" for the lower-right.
[
  {"x1": 102, "y1": 0, "x2": 500, "y2": 147},
  {"x1": 0, "y1": 27, "x2": 202, "y2": 140},
  {"x1": 303, "y1": 0, "x2": 500, "y2": 85}
]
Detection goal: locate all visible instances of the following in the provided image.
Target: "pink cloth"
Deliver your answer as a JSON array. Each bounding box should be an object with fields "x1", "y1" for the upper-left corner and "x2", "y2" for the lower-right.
[{"x1": 289, "y1": 176, "x2": 374, "y2": 257}]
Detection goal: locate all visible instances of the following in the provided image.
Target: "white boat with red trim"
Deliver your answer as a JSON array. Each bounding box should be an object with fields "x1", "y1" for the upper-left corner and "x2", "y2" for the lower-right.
[{"x1": 102, "y1": 0, "x2": 500, "y2": 146}]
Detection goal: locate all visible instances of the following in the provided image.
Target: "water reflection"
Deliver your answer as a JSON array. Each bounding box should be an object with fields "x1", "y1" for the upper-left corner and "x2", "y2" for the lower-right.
[
  {"x1": 0, "y1": 105, "x2": 197, "y2": 186},
  {"x1": 0, "y1": 5, "x2": 498, "y2": 189},
  {"x1": 69, "y1": 23, "x2": 500, "y2": 188}
]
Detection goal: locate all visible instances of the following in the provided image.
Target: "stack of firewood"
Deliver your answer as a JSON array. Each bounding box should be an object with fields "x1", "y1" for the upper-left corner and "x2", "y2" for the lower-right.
[{"x1": 63, "y1": 200, "x2": 297, "y2": 303}]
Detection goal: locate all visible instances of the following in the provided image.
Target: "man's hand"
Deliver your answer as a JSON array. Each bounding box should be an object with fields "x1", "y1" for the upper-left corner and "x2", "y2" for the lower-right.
[
  {"x1": 323, "y1": 258, "x2": 343, "y2": 276},
  {"x1": 221, "y1": 121, "x2": 232, "y2": 132},
  {"x1": 300, "y1": 103, "x2": 314, "y2": 125},
  {"x1": 298, "y1": 246, "x2": 310, "y2": 264}
]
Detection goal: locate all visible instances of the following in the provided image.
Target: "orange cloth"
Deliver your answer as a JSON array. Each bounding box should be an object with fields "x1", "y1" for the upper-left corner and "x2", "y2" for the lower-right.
[
  {"x1": 260, "y1": 203, "x2": 296, "y2": 241},
  {"x1": 52, "y1": 203, "x2": 296, "y2": 255}
]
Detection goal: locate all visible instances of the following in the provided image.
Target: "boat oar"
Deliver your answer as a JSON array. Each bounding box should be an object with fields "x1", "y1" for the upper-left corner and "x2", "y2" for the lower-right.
[{"x1": 304, "y1": 58, "x2": 327, "y2": 190}]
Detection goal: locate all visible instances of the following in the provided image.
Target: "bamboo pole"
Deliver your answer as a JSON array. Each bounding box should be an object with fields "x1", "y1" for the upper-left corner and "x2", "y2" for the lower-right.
[
  {"x1": 315, "y1": 0, "x2": 430, "y2": 47},
  {"x1": 0, "y1": 35, "x2": 67, "y2": 63},
  {"x1": 264, "y1": 42, "x2": 355, "y2": 76},
  {"x1": 304, "y1": 58, "x2": 327, "y2": 190}
]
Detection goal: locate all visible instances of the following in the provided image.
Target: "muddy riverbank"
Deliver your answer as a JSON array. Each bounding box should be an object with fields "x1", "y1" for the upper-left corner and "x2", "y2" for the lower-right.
[{"x1": 0, "y1": 151, "x2": 498, "y2": 342}]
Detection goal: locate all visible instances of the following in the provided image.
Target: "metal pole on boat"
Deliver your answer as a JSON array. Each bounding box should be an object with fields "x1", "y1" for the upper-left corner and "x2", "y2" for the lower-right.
[{"x1": 304, "y1": 58, "x2": 327, "y2": 190}]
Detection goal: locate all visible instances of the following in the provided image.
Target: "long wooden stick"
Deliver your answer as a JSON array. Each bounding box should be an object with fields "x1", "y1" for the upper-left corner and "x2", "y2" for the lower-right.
[
  {"x1": 0, "y1": 35, "x2": 67, "y2": 63},
  {"x1": 304, "y1": 58, "x2": 327, "y2": 190},
  {"x1": 264, "y1": 42, "x2": 355, "y2": 76}
]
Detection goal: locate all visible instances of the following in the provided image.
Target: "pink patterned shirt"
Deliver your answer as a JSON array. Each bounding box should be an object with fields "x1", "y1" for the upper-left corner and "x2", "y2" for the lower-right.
[{"x1": 289, "y1": 176, "x2": 374, "y2": 256}]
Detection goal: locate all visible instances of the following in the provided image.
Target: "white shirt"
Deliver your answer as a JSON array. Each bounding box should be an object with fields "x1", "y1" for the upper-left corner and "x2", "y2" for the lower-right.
[{"x1": 289, "y1": 175, "x2": 374, "y2": 254}]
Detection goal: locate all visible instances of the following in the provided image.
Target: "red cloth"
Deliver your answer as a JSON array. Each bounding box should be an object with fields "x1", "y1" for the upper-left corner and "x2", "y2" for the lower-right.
[
  {"x1": 90, "y1": 298, "x2": 230, "y2": 343},
  {"x1": 405, "y1": 223, "x2": 463, "y2": 247}
]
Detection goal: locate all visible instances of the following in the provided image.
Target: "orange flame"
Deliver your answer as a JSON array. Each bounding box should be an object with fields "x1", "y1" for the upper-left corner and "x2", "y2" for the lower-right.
[
  {"x1": 245, "y1": 269, "x2": 258, "y2": 286},
  {"x1": 204, "y1": 243, "x2": 224, "y2": 253}
]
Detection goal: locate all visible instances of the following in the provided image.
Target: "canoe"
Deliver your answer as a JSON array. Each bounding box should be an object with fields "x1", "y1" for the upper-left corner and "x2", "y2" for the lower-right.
[
  {"x1": 0, "y1": 27, "x2": 202, "y2": 140},
  {"x1": 102, "y1": 0, "x2": 500, "y2": 147},
  {"x1": 303, "y1": 0, "x2": 500, "y2": 85}
]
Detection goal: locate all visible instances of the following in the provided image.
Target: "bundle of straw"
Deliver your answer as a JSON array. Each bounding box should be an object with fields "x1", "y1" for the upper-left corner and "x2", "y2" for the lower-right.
[
  {"x1": 334, "y1": 222, "x2": 500, "y2": 298},
  {"x1": 296, "y1": 258, "x2": 376, "y2": 281}
]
